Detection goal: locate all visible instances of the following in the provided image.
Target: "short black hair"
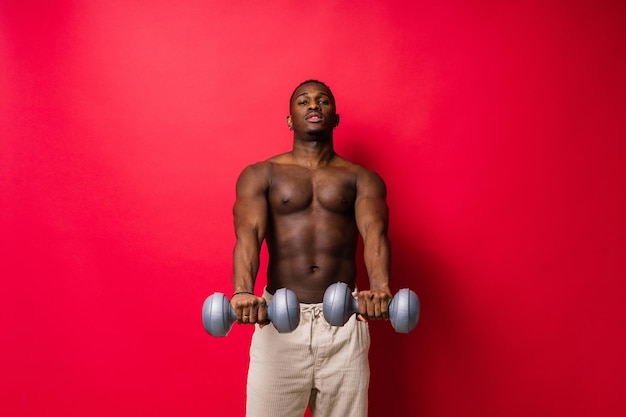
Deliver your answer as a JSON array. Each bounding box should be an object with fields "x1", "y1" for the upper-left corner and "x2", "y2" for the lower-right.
[{"x1": 289, "y1": 79, "x2": 335, "y2": 107}]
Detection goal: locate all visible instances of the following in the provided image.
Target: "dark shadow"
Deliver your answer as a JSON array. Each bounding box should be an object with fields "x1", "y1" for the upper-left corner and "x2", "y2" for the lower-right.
[{"x1": 338, "y1": 127, "x2": 479, "y2": 415}]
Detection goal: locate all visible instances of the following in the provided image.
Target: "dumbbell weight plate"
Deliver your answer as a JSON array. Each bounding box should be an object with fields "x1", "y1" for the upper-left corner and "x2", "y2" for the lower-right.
[
  {"x1": 322, "y1": 282, "x2": 357, "y2": 326},
  {"x1": 388, "y1": 288, "x2": 420, "y2": 333},
  {"x1": 268, "y1": 288, "x2": 301, "y2": 333},
  {"x1": 202, "y1": 292, "x2": 237, "y2": 337}
]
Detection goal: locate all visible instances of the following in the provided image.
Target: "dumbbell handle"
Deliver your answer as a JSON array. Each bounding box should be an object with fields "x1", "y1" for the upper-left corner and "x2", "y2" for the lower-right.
[
  {"x1": 322, "y1": 282, "x2": 420, "y2": 333},
  {"x1": 202, "y1": 288, "x2": 300, "y2": 337}
]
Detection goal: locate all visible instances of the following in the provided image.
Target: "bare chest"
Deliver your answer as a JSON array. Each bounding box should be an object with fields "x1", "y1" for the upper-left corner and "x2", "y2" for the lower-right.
[{"x1": 268, "y1": 166, "x2": 357, "y2": 215}]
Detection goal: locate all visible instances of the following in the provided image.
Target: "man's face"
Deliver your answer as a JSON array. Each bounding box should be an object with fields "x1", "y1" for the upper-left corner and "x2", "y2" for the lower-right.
[{"x1": 287, "y1": 83, "x2": 339, "y2": 136}]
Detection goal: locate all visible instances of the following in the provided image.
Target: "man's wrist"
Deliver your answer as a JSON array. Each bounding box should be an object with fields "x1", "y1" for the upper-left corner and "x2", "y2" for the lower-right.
[
  {"x1": 232, "y1": 291, "x2": 254, "y2": 298},
  {"x1": 369, "y1": 281, "x2": 390, "y2": 291}
]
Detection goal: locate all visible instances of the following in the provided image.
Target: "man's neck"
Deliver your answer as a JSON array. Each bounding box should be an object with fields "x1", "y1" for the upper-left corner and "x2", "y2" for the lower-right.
[{"x1": 291, "y1": 136, "x2": 336, "y2": 169}]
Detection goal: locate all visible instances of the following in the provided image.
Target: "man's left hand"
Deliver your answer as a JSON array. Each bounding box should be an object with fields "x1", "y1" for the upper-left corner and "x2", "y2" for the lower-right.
[{"x1": 357, "y1": 288, "x2": 393, "y2": 321}]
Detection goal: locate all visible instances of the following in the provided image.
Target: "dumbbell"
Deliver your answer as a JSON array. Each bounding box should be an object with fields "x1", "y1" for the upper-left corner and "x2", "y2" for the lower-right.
[
  {"x1": 202, "y1": 288, "x2": 300, "y2": 337},
  {"x1": 322, "y1": 282, "x2": 420, "y2": 333}
]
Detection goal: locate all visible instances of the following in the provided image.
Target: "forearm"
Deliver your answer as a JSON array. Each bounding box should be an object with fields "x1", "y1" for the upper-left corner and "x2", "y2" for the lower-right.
[
  {"x1": 358, "y1": 225, "x2": 392, "y2": 321},
  {"x1": 232, "y1": 233, "x2": 262, "y2": 293},
  {"x1": 363, "y1": 226, "x2": 391, "y2": 290},
  {"x1": 231, "y1": 233, "x2": 269, "y2": 326}
]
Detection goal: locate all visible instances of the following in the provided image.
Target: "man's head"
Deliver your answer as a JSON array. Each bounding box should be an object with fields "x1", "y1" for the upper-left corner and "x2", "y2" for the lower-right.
[
  {"x1": 287, "y1": 80, "x2": 340, "y2": 136},
  {"x1": 289, "y1": 80, "x2": 335, "y2": 108}
]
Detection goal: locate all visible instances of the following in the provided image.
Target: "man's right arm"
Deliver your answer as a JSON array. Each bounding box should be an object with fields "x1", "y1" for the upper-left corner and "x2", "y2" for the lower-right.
[
  {"x1": 354, "y1": 167, "x2": 393, "y2": 321},
  {"x1": 231, "y1": 162, "x2": 270, "y2": 325}
]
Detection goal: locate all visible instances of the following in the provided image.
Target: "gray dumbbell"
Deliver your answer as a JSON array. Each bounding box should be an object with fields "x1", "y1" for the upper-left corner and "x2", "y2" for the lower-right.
[
  {"x1": 322, "y1": 282, "x2": 420, "y2": 333},
  {"x1": 202, "y1": 288, "x2": 300, "y2": 337}
]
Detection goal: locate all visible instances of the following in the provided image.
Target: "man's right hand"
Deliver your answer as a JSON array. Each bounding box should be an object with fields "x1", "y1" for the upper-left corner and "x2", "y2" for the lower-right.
[{"x1": 231, "y1": 293, "x2": 269, "y2": 327}]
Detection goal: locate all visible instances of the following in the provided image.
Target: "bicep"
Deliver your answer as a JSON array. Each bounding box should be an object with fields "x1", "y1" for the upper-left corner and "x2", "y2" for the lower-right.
[
  {"x1": 233, "y1": 164, "x2": 269, "y2": 243},
  {"x1": 355, "y1": 170, "x2": 389, "y2": 236}
]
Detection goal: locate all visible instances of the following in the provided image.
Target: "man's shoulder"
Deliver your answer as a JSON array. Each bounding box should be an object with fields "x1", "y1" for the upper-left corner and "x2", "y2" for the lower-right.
[
  {"x1": 241, "y1": 153, "x2": 290, "y2": 168},
  {"x1": 243, "y1": 151, "x2": 288, "y2": 168},
  {"x1": 238, "y1": 153, "x2": 296, "y2": 181},
  {"x1": 236, "y1": 161, "x2": 272, "y2": 189},
  {"x1": 240, "y1": 160, "x2": 270, "y2": 174},
  {"x1": 266, "y1": 152, "x2": 293, "y2": 165},
  {"x1": 335, "y1": 158, "x2": 381, "y2": 179},
  {"x1": 345, "y1": 162, "x2": 386, "y2": 190}
]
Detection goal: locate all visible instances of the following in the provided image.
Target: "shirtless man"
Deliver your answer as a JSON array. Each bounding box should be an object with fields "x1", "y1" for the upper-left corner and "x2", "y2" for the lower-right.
[{"x1": 231, "y1": 80, "x2": 392, "y2": 417}]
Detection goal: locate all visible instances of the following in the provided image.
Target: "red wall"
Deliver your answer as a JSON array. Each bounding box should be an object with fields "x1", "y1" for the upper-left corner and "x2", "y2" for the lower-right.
[{"x1": 2, "y1": 1, "x2": 625, "y2": 416}]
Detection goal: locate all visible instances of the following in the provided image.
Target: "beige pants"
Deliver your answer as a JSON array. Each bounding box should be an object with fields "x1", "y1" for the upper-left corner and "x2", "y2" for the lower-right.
[{"x1": 246, "y1": 290, "x2": 370, "y2": 417}]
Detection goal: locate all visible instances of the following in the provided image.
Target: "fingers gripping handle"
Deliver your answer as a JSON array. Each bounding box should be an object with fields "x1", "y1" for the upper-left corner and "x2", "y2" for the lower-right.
[
  {"x1": 202, "y1": 288, "x2": 301, "y2": 337},
  {"x1": 322, "y1": 282, "x2": 421, "y2": 333}
]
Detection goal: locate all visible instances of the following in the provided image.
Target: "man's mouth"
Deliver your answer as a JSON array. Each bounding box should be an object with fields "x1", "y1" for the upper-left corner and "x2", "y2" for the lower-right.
[{"x1": 305, "y1": 112, "x2": 323, "y2": 122}]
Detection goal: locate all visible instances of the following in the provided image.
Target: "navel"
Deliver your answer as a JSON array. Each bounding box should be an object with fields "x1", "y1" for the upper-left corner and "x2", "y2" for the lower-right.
[
  {"x1": 282, "y1": 198, "x2": 290, "y2": 204},
  {"x1": 309, "y1": 265, "x2": 320, "y2": 273}
]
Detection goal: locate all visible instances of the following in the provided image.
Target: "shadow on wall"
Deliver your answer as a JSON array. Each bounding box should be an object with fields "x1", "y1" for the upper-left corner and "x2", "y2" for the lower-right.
[
  {"x1": 366, "y1": 232, "x2": 445, "y2": 415},
  {"x1": 340, "y1": 134, "x2": 482, "y2": 415}
]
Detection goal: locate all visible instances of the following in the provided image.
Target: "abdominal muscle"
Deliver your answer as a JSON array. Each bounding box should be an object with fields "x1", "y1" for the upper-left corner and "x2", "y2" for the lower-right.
[{"x1": 265, "y1": 215, "x2": 359, "y2": 304}]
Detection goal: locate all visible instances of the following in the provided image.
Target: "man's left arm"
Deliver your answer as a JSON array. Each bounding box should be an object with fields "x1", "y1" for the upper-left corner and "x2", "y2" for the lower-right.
[{"x1": 355, "y1": 168, "x2": 393, "y2": 320}]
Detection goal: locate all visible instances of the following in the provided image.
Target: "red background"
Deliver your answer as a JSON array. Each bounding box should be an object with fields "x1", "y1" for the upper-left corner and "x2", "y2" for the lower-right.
[{"x1": 2, "y1": 1, "x2": 625, "y2": 416}]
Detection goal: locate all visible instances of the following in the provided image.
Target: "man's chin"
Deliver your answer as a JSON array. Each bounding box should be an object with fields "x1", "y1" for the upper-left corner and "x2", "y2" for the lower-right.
[{"x1": 306, "y1": 127, "x2": 326, "y2": 137}]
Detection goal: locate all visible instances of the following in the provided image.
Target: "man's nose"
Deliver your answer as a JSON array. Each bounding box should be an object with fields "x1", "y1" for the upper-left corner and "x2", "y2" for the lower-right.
[{"x1": 308, "y1": 101, "x2": 320, "y2": 110}]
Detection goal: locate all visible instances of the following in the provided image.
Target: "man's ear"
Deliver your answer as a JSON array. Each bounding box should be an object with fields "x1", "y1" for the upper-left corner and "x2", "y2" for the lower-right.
[
  {"x1": 335, "y1": 114, "x2": 340, "y2": 128},
  {"x1": 286, "y1": 115, "x2": 293, "y2": 130}
]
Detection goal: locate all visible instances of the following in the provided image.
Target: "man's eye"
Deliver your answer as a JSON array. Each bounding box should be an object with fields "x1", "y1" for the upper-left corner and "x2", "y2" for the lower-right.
[
  {"x1": 299, "y1": 100, "x2": 308, "y2": 105},
  {"x1": 319, "y1": 100, "x2": 329, "y2": 105}
]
